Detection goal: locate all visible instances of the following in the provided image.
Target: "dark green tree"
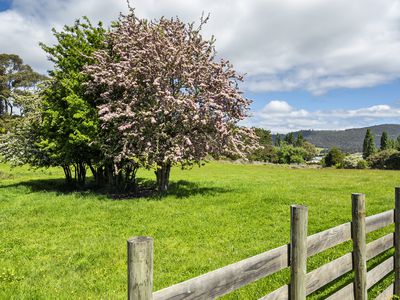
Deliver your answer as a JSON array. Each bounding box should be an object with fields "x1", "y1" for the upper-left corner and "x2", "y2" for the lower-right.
[
  {"x1": 363, "y1": 129, "x2": 376, "y2": 159},
  {"x1": 253, "y1": 127, "x2": 272, "y2": 146},
  {"x1": 248, "y1": 127, "x2": 275, "y2": 162},
  {"x1": 380, "y1": 131, "x2": 389, "y2": 150},
  {"x1": 0, "y1": 54, "x2": 44, "y2": 116},
  {"x1": 295, "y1": 132, "x2": 304, "y2": 147},
  {"x1": 284, "y1": 132, "x2": 295, "y2": 145},
  {"x1": 387, "y1": 137, "x2": 396, "y2": 150},
  {"x1": 324, "y1": 147, "x2": 345, "y2": 167},
  {"x1": 396, "y1": 135, "x2": 400, "y2": 150},
  {"x1": 39, "y1": 17, "x2": 107, "y2": 185},
  {"x1": 275, "y1": 134, "x2": 282, "y2": 146}
]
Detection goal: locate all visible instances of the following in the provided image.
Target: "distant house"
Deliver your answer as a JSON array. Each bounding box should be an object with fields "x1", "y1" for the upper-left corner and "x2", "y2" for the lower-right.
[{"x1": 308, "y1": 155, "x2": 323, "y2": 164}]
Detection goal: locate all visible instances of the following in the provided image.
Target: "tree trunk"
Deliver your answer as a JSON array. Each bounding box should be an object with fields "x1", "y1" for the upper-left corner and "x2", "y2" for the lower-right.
[
  {"x1": 88, "y1": 162, "x2": 101, "y2": 185},
  {"x1": 62, "y1": 165, "x2": 72, "y2": 184},
  {"x1": 77, "y1": 162, "x2": 86, "y2": 185},
  {"x1": 155, "y1": 162, "x2": 171, "y2": 194},
  {"x1": 123, "y1": 164, "x2": 138, "y2": 191},
  {"x1": 73, "y1": 162, "x2": 86, "y2": 186}
]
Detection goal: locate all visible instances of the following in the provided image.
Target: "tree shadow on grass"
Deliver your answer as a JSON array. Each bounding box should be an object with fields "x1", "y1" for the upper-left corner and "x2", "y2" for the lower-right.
[{"x1": 0, "y1": 177, "x2": 231, "y2": 200}]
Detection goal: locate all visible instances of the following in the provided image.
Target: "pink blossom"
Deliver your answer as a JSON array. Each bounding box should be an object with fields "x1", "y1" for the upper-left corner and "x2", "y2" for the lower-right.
[{"x1": 84, "y1": 10, "x2": 258, "y2": 168}]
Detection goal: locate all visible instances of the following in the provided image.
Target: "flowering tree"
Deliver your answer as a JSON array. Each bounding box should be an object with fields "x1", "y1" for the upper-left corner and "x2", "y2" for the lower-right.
[{"x1": 85, "y1": 11, "x2": 257, "y2": 192}]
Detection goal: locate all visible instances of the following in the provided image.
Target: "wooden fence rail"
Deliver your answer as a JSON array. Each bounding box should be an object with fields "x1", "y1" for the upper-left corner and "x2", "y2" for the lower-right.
[{"x1": 127, "y1": 188, "x2": 400, "y2": 300}]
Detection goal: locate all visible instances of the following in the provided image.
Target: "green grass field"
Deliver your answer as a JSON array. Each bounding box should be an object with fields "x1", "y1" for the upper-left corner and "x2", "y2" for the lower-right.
[{"x1": 0, "y1": 162, "x2": 398, "y2": 299}]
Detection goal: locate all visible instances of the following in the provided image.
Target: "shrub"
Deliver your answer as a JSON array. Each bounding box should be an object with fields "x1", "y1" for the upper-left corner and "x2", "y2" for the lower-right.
[
  {"x1": 367, "y1": 149, "x2": 399, "y2": 169},
  {"x1": 342, "y1": 153, "x2": 363, "y2": 169},
  {"x1": 0, "y1": 115, "x2": 19, "y2": 134},
  {"x1": 356, "y1": 160, "x2": 369, "y2": 169},
  {"x1": 324, "y1": 147, "x2": 345, "y2": 167},
  {"x1": 277, "y1": 144, "x2": 307, "y2": 164},
  {"x1": 301, "y1": 141, "x2": 318, "y2": 161},
  {"x1": 249, "y1": 145, "x2": 277, "y2": 162},
  {"x1": 385, "y1": 152, "x2": 400, "y2": 170},
  {"x1": 290, "y1": 155, "x2": 305, "y2": 164}
]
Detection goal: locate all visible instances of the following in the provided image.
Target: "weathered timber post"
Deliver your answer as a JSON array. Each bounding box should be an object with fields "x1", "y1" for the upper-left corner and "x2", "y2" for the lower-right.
[
  {"x1": 395, "y1": 187, "x2": 400, "y2": 295},
  {"x1": 351, "y1": 193, "x2": 367, "y2": 300},
  {"x1": 290, "y1": 205, "x2": 308, "y2": 300},
  {"x1": 127, "y1": 236, "x2": 153, "y2": 300}
]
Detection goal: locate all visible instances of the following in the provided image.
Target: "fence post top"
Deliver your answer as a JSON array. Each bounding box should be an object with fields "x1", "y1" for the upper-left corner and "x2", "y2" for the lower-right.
[
  {"x1": 291, "y1": 204, "x2": 307, "y2": 209},
  {"x1": 351, "y1": 193, "x2": 365, "y2": 197},
  {"x1": 127, "y1": 236, "x2": 153, "y2": 244}
]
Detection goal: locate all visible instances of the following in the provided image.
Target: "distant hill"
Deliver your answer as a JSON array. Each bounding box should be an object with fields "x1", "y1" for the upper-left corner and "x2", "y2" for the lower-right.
[{"x1": 274, "y1": 124, "x2": 400, "y2": 153}]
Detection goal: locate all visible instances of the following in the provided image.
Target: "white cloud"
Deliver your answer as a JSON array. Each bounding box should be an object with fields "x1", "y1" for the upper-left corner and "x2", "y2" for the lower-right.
[
  {"x1": 251, "y1": 100, "x2": 400, "y2": 133},
  {"x1": 0, "y1": 10, "x2": 50, "y2": 73},
  {"x1": 263, "y1": 100, "x2": 293, "y2": 113},
  {"x1": 1, "y1": 0, "x2": 400, "y2": 93}
]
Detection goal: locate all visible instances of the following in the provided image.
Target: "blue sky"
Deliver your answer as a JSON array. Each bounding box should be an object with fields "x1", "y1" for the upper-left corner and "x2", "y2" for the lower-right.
[
  {"x1": 246, "y1": 80, "x2": 400, "y2": 133},
  {"x1": 0, "y1": 0, "x2": 11, "y2": 11},
  {"x1": 1, "y1": 0, "x2": 400, "y2": 133},
  {"x1": 249, "y1": 80, "x2": 400, "y2": 112}
]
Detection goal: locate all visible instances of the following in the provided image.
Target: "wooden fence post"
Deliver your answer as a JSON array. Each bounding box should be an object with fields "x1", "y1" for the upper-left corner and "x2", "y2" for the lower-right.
[
  {"x1": 395, "y1": 187, "x2": 400, "y2": 295},
  {"x1": 351, "y1": 193, "x2": 367, "y2": 300},
  {"x1": 127, "y1": 236, "x2": 153, "y2": 300},
  {"x1": 290, "y1": 205, "x2": 308, "y2": 300}
]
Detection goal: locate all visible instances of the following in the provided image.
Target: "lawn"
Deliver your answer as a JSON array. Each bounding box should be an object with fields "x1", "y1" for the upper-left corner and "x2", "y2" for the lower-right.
[{"x1": 0, "y1": 162, "x2": 398, "y2": 299}]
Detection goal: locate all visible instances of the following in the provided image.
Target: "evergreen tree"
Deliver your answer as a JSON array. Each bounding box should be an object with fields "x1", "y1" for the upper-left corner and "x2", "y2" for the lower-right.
[
  {"x1": 380, "y1": 131, "x2": 389, "y2": 150},
  {"x1": 284, "y1": 132, "x2": 295, "y2": 145},
  {"x1": 253, "y1": 127, "x2": 272, "y2": 146},
  {"x1": 386, "y1": 138, "x2": 395, "y2": 149},
  {"x1": 295, "y1": 132, "x2": 304, "y2": 147},
  {"x1": 397, "y1": 135, "x2": 400, "y2": 150},
  {"x1": 363, "y1": 129, "x2": 376, "y2": 159},
  {"x1": 275, "y1": 134, "x2": 282, "y2": 146}
]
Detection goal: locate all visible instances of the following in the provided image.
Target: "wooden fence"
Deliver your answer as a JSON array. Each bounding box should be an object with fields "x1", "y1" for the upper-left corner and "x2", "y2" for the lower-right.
[{"x1": 127, "y1": 188, "x2": 400, "y2": 300}]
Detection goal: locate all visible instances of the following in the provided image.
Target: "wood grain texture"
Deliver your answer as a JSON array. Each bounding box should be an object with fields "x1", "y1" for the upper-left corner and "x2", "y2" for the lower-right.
[
  {"x1": 128, "y1": 236, "x2": 153, "y2": 300},
  {"x1": 375, "y1": 283, "x2": 394, "y2": 300},
  {"x1": 306, "y1": 209, "x2": 393, "y2": 258},
  {"x1": 366, "y1": 209, "x2": 394, "y2": 233},
  {"x1": 367, "y1": 256, "x2": 393, "y2": 289},
  {"x1": 325, "y1": 282, "x2": 354, "y2": 300},
  {"x1": 307, "y1": 222, "x2": 351, "y2": 257},
  {"x1": 261, "y1": 233, "x2": 393, "y2": 299},
  {"x1": 258, "y1": 285, "x2": 288, "y2": 300},
  {"x1": 308, "y1": 233, "x2": 393, "y2": 294},
  {"x1": 395, "y1": 187, "x2": 400, "y2": 295},
  {"x1": 152, "y1": 208, "x2": 394, "y2": 300},
  {"x1": 153, "y1": 244, "x2": 289, "y2": 300},
  {"x1": 366, "y1": 233, "x2": 393, "y2": 260},
  {"x1": 326, "y1": 256, "x2": 394, "y2": 300},
  {"x1": 352, "y1": 193, "x2": 367, "y2": 300},
  {"x1": 290, "y1": 205, "x2": 308, "y2": 300},
  {"x1": 306, "y1": 253, "x2": 352, "y2": 295}
]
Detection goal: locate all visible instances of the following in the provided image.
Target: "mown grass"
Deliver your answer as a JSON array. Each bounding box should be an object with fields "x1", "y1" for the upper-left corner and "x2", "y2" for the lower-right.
[{"x1": 0, "y1": 162, "x2": 398, "y2": 299}]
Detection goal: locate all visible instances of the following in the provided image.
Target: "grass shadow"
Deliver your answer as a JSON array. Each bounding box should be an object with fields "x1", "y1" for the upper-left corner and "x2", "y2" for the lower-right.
[{"x1": 0, "y1": 177, "x2": 231, "y2": 200}]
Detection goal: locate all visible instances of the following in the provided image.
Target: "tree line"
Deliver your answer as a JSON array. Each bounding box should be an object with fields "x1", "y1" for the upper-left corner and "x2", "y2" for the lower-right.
[
  {"x1": 318, "y1": 129, "x2": 400, "y2": 169},
  {"x1": 248, "y1": 128, "x2": 318, "y2": 164}
]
